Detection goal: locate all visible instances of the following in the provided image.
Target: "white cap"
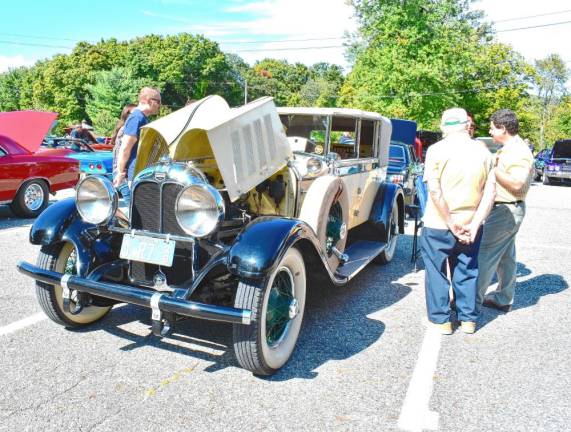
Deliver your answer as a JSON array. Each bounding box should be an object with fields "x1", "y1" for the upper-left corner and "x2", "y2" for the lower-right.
[{"x1": 440, "y1": 108, "x2": 469, "y2": 135}]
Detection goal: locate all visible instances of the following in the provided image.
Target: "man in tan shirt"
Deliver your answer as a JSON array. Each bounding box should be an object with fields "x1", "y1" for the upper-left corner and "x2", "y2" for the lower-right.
[
  {"x1": 421, "y1": 108, "x2": 495, "y2": 334},
  {"x1": 477, "y1": 109, "x2": 533, "y2": 312}
]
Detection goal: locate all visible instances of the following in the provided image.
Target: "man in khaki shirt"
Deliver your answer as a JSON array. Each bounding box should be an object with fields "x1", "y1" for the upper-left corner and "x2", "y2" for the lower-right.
[
  {"x1": 477, "y1": 109, "x2": 533, "y2": 312},
  {"x1": 421, "y1": 108, "x2": 495, "y2": 334}
]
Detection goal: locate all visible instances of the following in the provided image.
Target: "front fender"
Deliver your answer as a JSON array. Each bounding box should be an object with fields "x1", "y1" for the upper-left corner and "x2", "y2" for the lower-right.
[
  {"x1": 369, "y1": 182, "x2": 405, "y2": 236},
  {"x1": 227, "y1": 217, "x2": 335, "y2": 280},
  {"x1": 29, "y1": 198, "x2": 118, "y2": 277}
]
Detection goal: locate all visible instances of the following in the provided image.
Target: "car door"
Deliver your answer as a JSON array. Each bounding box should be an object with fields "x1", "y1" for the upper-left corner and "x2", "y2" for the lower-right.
[{"x1": 0, "y1": 147, "x2": 30, "y2": 203}]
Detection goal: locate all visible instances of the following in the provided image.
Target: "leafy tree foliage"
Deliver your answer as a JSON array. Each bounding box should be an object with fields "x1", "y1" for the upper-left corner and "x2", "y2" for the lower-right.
[
  {"x1": 85, "y1": 67, "x2": 149, "y2": 136},
  {"x1": 341, "y1": 0, "x2": 533, "y2": 134}
]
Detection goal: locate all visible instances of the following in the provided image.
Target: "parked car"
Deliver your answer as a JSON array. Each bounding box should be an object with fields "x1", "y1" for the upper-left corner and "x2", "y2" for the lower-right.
[
  {"x1": 388, "y1": 141, "x2": 422, "y2": 207},
  {"x1": 533, "y1": 148, "x2": 552, "y2": 181},
  {"x1": 40, "y1": 138, "x2": 113, "y2": 179},
  {"x1": 17, "y1": 96, "x2": 404, "y2": 376},
  {"x1": 543, "y1": 139, "x2": 571, "y2": 185},
  {"x1": 0, "y1": 111, "x2": 80, "y2": 217}
]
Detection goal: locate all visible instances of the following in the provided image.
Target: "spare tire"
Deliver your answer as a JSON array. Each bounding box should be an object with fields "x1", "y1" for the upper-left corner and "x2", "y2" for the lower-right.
[{"x1": 298, "y1": 176, "x2": 350, "y2": 272}]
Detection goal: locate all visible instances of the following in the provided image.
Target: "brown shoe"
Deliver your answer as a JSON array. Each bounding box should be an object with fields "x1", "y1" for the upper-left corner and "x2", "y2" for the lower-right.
[
  {"x1": 430, "y1": 321, "x2": 453, "y2": 335},
  {"x1": 460, "y1": 321, "x2": 476, "y2": 334},
  {"x1": 482, "y1": 297, "x2": 512, "y2": 312}
]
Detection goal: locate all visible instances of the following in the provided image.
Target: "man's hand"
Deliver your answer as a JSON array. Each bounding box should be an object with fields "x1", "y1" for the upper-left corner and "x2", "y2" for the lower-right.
[
  {"x1": 447, "y1": 221, "x2": 470, "y2": 244},
  {"x1": 113, "y1": 171, "x2": 126, "y2": 187}
]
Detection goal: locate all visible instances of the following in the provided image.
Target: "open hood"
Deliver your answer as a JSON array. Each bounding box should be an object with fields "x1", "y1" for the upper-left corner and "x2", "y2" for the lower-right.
[
  {"x1": 552, "y1": 139, "x2": 571, "y2": 159},
  {"x1": 0, "y1": 111, "x2": 58, "y2": 154}
]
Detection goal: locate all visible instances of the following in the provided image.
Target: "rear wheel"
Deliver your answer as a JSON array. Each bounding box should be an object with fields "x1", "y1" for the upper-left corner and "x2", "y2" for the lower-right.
[
  {"x1": 233, "y1": 247, "x2": 306, "y2": 375},
  {"x1": 375, "y1": 200, "x2": 399, "y2": 264},
  {"x1": 11, "y1": 180, "x2": 49, "y2": 218},
  {"x1": 35, "y1": 242, "x2": 111, "y2": 327}
]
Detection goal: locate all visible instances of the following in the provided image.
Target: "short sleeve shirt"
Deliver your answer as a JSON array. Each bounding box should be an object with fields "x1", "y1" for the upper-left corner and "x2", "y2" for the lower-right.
[
  {"x1": 123, "y1": 109, "x2": 149, "y2": 180},
  {"x1": 422, "y1": 134, "x2": 493, "y2": 229},
  {"x1": 494, "y1": 135, "x2": 533, "y2": 202}
]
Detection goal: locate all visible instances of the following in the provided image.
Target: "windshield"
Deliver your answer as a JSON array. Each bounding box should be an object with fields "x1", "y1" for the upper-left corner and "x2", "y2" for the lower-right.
[
  {"x1": 553, "y1": 141, "x2": 571, "y2": 159},
  {"x1": 279, "y1": 114, "x2": 328, "y2": 155}
]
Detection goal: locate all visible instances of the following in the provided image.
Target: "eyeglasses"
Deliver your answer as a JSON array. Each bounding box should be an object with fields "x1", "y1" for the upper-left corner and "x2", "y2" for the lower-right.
[{"x1": 150, "y1": 98, "x2": 161, "y2": 104}]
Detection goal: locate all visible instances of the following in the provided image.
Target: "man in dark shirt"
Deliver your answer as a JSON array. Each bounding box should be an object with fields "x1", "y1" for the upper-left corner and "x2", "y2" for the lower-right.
[{"x1": 113, "y1": 87, "x2": 161, "y2": 204}]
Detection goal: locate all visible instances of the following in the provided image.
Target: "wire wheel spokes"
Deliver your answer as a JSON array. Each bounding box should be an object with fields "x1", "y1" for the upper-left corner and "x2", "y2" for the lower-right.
[{"x1": 266, "y1": 267, "x2": 295, "y2": 347}]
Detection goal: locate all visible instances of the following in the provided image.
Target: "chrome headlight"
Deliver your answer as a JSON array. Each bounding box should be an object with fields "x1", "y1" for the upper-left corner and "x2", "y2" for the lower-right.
[
  {"x1": 75, "y1": 175, "x2": 118, "y2": 224},
  {"x1": 306, "y1": 157, "x2": 323, "y2": 176},
  {"x1": 175, "y1": 184, "x2": 225, "y2": 237}
]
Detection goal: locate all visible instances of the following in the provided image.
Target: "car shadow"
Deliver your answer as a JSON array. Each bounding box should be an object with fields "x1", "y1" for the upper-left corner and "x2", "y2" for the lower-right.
[
  {"x1": 0, "y1": 195, "x2": 70, "y2": 229},
  {"x1": 69, "y1": 234, "x2": 418, "y2": 379},
  {"x1": 477, "y1": 272, "x2": 569, "y2": 329}
]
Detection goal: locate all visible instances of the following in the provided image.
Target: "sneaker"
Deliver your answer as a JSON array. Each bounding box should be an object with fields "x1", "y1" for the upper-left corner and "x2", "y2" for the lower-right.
[
  {"x1": 431, "y1": 321, "x2": 453, "y2": 335},
  {"x1": 460, "y1": 321, "x2": 476, "y2": 334}
]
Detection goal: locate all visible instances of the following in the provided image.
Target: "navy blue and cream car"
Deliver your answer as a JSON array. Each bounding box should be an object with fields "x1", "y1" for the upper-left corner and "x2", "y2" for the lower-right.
[{"x1": 18, "y1": 96, "x2": 404, "y2": 376}]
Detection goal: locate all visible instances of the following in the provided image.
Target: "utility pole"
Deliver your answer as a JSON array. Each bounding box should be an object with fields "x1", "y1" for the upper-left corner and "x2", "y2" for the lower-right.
[{"x1": 244, "y1": 80, "x2": 248, "y2": 105}]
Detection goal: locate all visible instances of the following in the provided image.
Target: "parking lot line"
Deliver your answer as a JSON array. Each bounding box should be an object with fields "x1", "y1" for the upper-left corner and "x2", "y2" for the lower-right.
[
  {"x1": 397, "y1": 321, "x2": 442, "y2": 432},
  {"x1": 0, "y1": 313, "x2": 46, "y2": 337}
]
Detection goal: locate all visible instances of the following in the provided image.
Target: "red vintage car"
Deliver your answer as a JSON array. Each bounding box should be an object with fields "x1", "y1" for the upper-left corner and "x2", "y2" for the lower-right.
[{"x1": 0, "y1": 111, "x2": 80, "y2": 217}]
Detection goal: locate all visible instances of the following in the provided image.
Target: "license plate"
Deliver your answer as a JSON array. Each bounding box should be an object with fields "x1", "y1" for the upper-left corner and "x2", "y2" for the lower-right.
[{"x1": 120, "y1": 234, "x2": 176, "y2": 267}]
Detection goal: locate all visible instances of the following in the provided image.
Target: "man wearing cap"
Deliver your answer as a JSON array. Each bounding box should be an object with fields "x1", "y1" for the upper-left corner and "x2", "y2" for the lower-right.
[
  {"x1": 476, "y1": 109, "x2": 533, "y2": 313},
  {"x1": 420, "y1": 108, "x2": 495, "y2": 334}
]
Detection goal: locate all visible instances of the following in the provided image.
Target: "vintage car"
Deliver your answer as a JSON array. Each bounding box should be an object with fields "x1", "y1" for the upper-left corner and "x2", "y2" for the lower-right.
[
  {"x1": 387, "y1": 141, "x2": 422, "y2": 207},
  {"x1": 17, "y1": 96, "x2": 404, "y2": 376},
  {"x1": 543, "y1": 139, "x2": 571, "y2": 185},
  {"x1": 40, "y1": 138, "x2": 114, "y2": 179},
  {"x1": 533, "y1": 148, "x2": 551, "y2": 181},
  {"x1": 0, "y1": 111, "x2": 80, "y2": 217}
]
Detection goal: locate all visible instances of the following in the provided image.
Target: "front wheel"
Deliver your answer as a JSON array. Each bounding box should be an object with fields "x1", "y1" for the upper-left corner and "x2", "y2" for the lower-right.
[
  {"x1": 233, "y1": 247, "x2": 306, "y2": 375},
  {"x1": 375, "y1": 200, "x2": 399, "y2": 264},
  {"x1": 35, "y1": 242, "x2": 111, "y2": 327}
]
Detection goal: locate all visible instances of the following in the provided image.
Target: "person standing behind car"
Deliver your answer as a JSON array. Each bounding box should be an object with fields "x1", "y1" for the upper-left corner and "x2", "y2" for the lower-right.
[
  {"x1": 421, "y1": 108, "x2": 495, "y2": 335},
  {"x1": 111, "y1": 103, "x2": 136, "y2": 176},
  {"x1": 113, "y1": 87, "x2": 161, "y2": 206},
  {"x1": 476, "y1": 109, "x2": 533, "y2": 313}
]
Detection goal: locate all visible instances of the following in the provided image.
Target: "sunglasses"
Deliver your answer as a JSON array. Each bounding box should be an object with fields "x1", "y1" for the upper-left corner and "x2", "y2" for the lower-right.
[{"x1": 150, "y1": 98, "x2": 162, "y2": 104}]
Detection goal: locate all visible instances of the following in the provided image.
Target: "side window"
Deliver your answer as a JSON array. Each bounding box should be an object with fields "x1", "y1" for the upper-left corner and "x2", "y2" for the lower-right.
[
  {"x1": 0, "y1": 147, "x2": 6, "y2": 157},
  {"x1": 330, "y1": 116, "x2": 357, "y2": 160},
  {"x1": 359, "y1": 119, "x2": 375, "y2": 158}
]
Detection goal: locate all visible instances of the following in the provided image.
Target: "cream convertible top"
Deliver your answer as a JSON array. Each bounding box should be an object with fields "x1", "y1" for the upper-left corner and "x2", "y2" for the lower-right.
[{"x1": 135, "y1": 96, "x2": 291, "y2": 202}]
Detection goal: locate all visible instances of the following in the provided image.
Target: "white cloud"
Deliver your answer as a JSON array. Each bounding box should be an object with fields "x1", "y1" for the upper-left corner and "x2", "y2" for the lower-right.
[
  {"x1": 0, "y1": 55, "x2": 34, "y2": 73},
  {"x1": 151, "y1": 0, "x2": 355, "y2": 68}
]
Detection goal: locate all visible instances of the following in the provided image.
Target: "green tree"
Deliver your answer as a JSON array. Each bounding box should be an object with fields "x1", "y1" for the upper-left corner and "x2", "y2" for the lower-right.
[
  {"x1": 533, "y1": 54, "x2": 569, "y2": 147},
  {"x1": 341, "y1": 0, "x2": 531, "y2": 133},
  {"x1": 85, "y1": 67, "x2": 149, "y2": 135}
]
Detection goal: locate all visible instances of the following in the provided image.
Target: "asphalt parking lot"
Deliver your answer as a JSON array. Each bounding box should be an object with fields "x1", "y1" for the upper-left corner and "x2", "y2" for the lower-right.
[{"x1": 0, "y1": 183, "x2": 569, "y2": 432}]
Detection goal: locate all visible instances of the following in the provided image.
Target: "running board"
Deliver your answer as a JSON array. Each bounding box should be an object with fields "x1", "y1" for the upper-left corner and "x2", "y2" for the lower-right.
[{"x1": 334, "y1": 240, "x2": 387, "y2": 281}]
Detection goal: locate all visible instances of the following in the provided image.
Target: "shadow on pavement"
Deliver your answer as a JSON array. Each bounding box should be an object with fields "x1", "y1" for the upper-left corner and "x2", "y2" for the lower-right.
[
  {"x1": 66, "y1": 234, "x2": 417, "y2": 379},
  {"x1": 478, "y1": 272, "x2": 569, "y2": 328}
]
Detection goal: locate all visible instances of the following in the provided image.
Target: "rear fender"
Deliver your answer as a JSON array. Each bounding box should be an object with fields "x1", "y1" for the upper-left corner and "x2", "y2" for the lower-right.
[
  {"x1": 227, "y1": 217, "x2": 340, "y2": 281},
  {"x1": 29, "y1": 198, "x2": 118, "y2": 276},
  {"x1": 369, "y1": 182, "x2": 405, "y2": 237}
]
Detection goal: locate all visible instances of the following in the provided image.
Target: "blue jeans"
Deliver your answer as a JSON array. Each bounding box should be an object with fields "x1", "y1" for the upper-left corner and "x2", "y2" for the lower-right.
[
  {"x1": 476, "y1": 202, "x2": 526, "y2": 309},
  {"x1": 420, "y1": 227, "x2": 482, "y2": 323}
]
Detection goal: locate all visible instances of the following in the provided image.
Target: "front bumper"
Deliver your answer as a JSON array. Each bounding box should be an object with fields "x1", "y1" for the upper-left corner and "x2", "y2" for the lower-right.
[{"x1": 17, "y1": 261, "x2": 251, "y2": 325}]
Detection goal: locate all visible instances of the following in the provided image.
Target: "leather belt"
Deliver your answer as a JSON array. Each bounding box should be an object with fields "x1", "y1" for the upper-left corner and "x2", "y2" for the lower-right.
[{"x1": 494, "y1": 200, "x2": 523, "y2": 207}]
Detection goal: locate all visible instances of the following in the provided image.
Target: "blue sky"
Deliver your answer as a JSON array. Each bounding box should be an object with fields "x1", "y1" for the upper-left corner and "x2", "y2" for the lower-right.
[{"x1": 1, "y1": 0, "x2": 570, "y2": 77}]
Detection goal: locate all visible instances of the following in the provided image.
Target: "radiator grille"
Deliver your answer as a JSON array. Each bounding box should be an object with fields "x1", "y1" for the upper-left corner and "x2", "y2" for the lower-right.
[{"x1": 129, "y1": 180, "x2": 193, "y2": 286}]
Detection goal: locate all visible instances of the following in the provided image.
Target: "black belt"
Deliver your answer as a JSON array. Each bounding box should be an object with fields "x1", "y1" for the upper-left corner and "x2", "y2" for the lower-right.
[{"x1": 494, "y1": 200, "x2": 523, "y2": 206}]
